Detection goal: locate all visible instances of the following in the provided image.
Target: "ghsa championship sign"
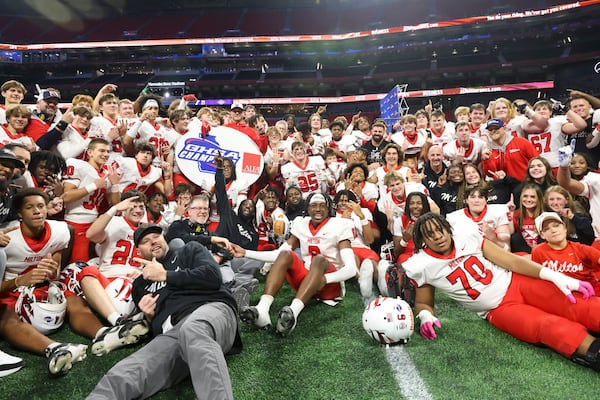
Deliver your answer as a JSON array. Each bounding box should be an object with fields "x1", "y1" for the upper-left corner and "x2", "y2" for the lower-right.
[{"x1": 174, "y1": 126, "x2": 264, "y2": 190}]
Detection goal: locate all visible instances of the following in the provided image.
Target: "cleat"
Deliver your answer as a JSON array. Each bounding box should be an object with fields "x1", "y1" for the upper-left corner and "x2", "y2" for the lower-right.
[
  {"x1": 0, "y1": 349, "x2": 23, "y2": 377},
  {"x1": 240, "y1": 306, "x2": 271, "y2": 330},
  {"x1": 92, "y1": 317, "x2": 149, "y2": 356},
  {"x1": 358, "y1": 260, "x2": 374, "y2": 298},
  {"x1": 275, "y1": 306, "x2": 297, "y2": 337},
  {"x1": 232, "y1": 287, "x2": 250, "y2": 312},
  {"x1": 45, "y1": 343, "x2": 87, "y2": 377}
]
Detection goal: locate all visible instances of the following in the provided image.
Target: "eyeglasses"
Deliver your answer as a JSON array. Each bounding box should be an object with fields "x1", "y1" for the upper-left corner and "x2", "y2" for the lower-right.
[{"x1": 188, "y1": 206, "x2": 209, "y2": 211}]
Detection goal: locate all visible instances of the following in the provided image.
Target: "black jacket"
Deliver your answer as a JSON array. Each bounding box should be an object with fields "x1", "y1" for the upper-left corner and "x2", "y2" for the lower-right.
[
  {"x1": 132, "y1": 241, "x2": 242, "y2": 353},
  {"x1": 214, "y1": 167, "x2": 258, "y2": 250}
]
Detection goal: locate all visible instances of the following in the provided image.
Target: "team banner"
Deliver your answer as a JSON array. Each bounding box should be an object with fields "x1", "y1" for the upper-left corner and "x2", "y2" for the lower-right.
[{"x1": 174, "y1": 126, "x2": 264, "y2": 190}]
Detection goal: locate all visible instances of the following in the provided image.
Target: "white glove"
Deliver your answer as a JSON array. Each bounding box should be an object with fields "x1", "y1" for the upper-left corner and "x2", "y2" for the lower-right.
[
  {"x1": 417, "y1": 309, "x2": 441, "y2": 340},
  {"x1": 557, "y1": 138, "x2": 576, "y2": 167},
  {"x1": 539, "y1": 267, "x2": 595, "y2": 303}
]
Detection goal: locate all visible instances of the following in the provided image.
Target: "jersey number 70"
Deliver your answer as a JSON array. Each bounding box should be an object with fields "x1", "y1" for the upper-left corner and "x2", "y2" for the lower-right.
[{"x1": 446, "y1": 256, "x2": 493, "y2": 300}]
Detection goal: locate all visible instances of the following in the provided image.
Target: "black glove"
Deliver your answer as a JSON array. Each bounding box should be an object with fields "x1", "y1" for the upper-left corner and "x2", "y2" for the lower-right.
[
  {"x1": 514, "y1": 103, "x2": 528, "y2": 115},
  {"x1": 551, "y1": 98, "x2": 566, "y2": 115}
]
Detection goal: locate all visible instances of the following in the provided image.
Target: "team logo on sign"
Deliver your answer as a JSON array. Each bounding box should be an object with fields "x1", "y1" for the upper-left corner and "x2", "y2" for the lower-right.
[
  {"x1": 177, "y1": 136, "x2": 241, "y2": 174},
  {"x1": 174, "y1": 126, "x2": 264, "y2": 190}
]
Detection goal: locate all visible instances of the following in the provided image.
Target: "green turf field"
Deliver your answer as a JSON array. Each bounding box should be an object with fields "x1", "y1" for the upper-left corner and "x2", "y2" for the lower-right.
[{"x1": 2, "y1": 281, "x2": 600, "y2": 399}]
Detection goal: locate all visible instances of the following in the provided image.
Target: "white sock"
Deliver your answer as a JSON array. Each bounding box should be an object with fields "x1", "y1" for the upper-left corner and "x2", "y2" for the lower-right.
[
  {"x1": 107, "y1": 312, "x2": 121, "y2": 326},
  {"x1": 290, "y1": 298, "x2": 305, "y2": 317},
  {"x1": 377, "y1": 260, "x2": 390, "y2": 297},
  {"x1": 358, "y1": 259, "x2": 374, "y2": 298},
  {"x1": 256, "y1": 295, "x2": 274, "y2": 316}
]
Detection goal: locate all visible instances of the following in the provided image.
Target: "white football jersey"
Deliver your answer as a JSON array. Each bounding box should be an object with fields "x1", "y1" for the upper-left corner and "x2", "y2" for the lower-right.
[
  {"x1": 389, "y1": 129, "x2": 428, "y2": 157},
  {"x1": 63, "y1": 158, "x2": 113, "y2": 224},
  {"x1": 112, "y1": 156, "x2": 163, "y2": 194},
  {"x1": 334, "y1": 208, "x2": 373, "y2": 249},
  {"x1": 290, "y1": 216, "x2": 354, "y2": 270},
  {"x1": 443, "y1": 137, "x2": 488, "y2": 165},
  {"x1": 0, "y1": 126, "x2": 36, "y2": 149},
  {"x1": 56, "y1": 125, "x2": 89, "y2": 160},
  {"x1": 580, "y1": 171, "x2": 600, "y2": 234},
  {"x1": 4, "y1": 220, "x2": 70, "y2": 280},
  {"x1": 132, "y1": 121, "x2": 180, "y2": 167},
  {"x1": 429, "y1": 124, "x2": 455, "y2": 147},
  {"x1": 281, "y1": 156, "x2": 328, "y2": 198},
  {"x1": 446, "y1": 204, "x2": 510, "y2": 239},
  {"x1": 94, "y1": 216, "x2": 142, "y2": 281},
  {"x1": 88, "y1": 116, "x2": 125, "y2": 160},
  {"x1": 522, "y1": 116, "x2": 568, "y2": 168},
  {"x1": 403, "y1": 226, "x2": 512, "y2": 316},
  {"x1": 373, "y1": 165, "x2": 411, "y2": 197}
]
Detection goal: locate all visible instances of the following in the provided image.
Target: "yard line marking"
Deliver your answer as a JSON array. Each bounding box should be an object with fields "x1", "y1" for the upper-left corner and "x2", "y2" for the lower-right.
[
  {"x1": 385, "y1": 345, "x2": 433, "y2": 400},
  {"x1": 363, "y1": 297, "x2": 432, "y2": 400}
]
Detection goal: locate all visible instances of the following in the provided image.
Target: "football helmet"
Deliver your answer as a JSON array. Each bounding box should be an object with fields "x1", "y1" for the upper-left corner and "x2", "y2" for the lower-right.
[
  {"x1": 15, "y1": 283, "x2": 67, "y2": 335},
  {"x1": 58, "y1": 261, "x2": 87, "y2": 296},
  {"x1": 105, "y1": 278, "x2": 135, "y2": 316},
  {"x1": 362, "y1": 296, "x2": 414, "y2": 345}
]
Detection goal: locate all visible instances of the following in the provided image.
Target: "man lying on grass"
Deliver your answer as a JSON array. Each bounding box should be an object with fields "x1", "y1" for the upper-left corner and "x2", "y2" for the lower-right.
[
  {"x1": 230, "y1": 192, "x2": 357, "y2": 336},
  {"x1": 403, "y1": 212, "x2": 600, "y2": 371}
]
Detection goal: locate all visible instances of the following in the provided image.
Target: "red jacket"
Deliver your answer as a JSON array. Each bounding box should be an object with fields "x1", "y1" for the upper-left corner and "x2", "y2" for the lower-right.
[{"x1": 482, "y1": 136, "x2": 539, "y2": 181}]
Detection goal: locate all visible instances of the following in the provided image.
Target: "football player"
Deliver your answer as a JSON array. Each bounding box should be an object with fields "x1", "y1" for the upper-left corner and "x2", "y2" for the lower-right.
[
  {"x1": 403, "y1": 212, "x2": 600, "y2": 372},
  {"x1": 230, "y1": 192, "x2": 357, "y2": 336}
]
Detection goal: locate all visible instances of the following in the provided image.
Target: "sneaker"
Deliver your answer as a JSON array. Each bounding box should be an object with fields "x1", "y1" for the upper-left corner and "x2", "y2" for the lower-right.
[
  {"x1": 275, "y1": 306, "x2": 297, "y2": 337},
  {"x1": 572, "y1": 338, "x2": 600, "y2": 371},
  {"x1": 0, "y1": 349, "x2": 23, "y2": 377},
  {"x1": 358, "y1": 259, "x2": 374, "y2": 298},
  {"x1": 240, "y1": 306, "x2": 271, "y2": 330},
  {"x1": 45, "y1": 343, "x2": 87, "y2": 377},
  {"x1": 92, "y1": 317, "x2": 150, "y2": 356},
  {"x1": 232, "y1": 287, "x2": 250, "y2": 312}
]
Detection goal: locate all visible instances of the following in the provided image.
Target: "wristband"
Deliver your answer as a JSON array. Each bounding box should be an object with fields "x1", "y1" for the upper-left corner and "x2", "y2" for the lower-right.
[
  {"x1": 105, "y1": 206, "x2": 117, "y2": 217},
  {"x1": 360, "y1": 218, "x2": 369, "y2": 226},
  {"x1": 56, "y1": 120, "x2": 68, "y2": 131},
  {"x1": 399, "y1": 239, "x2": 408, "y2": 247},
  {"x1": 84, "y1": 183, "x2": 98, "y2": 194}
]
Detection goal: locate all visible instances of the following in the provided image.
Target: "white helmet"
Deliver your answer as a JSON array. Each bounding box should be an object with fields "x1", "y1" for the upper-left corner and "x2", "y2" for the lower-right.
[
  {"x1": 15, "y1": 284, "x2": 66, "y2": 335},
  {"x1": 105, "y1": 278, "x2": 135, "y2": 316},
  {"x1": 362, "y1": 296, "x2": 414, "y2": 345}
]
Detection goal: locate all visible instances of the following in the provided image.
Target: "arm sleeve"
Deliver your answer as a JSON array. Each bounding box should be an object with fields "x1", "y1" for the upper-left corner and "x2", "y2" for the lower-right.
[
  {"x1": 36, "y1": 127, "x2": 62, "y2": 150},
  {"x1": 165, "y1": 242, "x2": 223, "y2": 290},
  {"x1": 215, "y1": 167, "x2": 232, "y2": 217},
  {"x1": 324, "y1": 246, "x2": 357, "y2": 284},
  {"x1": 244, "y1": 242, "x2": 292, "y2": 263}
]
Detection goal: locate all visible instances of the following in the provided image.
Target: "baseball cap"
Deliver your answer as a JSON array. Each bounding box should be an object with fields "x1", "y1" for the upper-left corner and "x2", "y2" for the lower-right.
[
  {"x1": 39, "y1": 89, "x2": 61, "y2": 101},
  {"x1": 230, "y1": 102, "x2": 244, "y2": 110},
  {"x1": 0, "y1": 148, "x2": 25, "y2": 169},
  {"x1": 133, "y1": 224, "x2": 163, "y2": 247},
  {"x1": 486, "y1": 118, "x2": 504, "y2": 130},
  {"x1": 534, "y1": 212, "x2": 564, "y2": 233}
]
